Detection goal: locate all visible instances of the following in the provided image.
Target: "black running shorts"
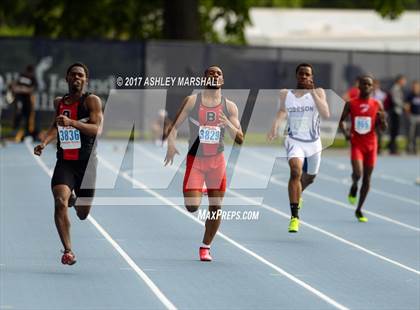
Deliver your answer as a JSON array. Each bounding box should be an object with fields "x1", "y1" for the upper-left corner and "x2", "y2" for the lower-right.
[{"x1": 51, "y1": 158, "x2": 97, "y2": 198}]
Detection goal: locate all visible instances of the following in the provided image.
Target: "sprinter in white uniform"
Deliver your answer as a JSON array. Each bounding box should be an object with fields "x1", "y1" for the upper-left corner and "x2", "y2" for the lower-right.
[{"x1": 268, "y1": 63, "x2": 330, "y2": 233}]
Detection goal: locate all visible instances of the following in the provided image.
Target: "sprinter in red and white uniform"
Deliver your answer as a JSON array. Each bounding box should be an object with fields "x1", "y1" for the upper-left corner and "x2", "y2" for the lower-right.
[
  {"x1": 339, "y1": 75, "x2": 387, "y2": 222},
  {"x1": 164, "y1": 65, "x2": 243, "y2": 261},
  {"x1": 34, "y1": 63, "x2": 103, "y2": 265}
]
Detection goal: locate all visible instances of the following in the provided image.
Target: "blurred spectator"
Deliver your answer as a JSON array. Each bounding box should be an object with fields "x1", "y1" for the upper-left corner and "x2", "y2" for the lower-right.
[
  {"x1": 150, "y1": 109, "x2": 169, "y2": 146},
  {"x1": 10, "y1": 65, "x2": 37, "y2": 142},
  {"x1": 0, "y1": 75, "x2": 4, "y2": 105},
  {"x1": 372, "y1": 79, "x2": 387, "y2": 154},
  {"x1": 0, "y1": 75, "x2": 4, "y2": 146},
  {"x1": 388, "y1": 74, "x2": 407, "y2": 154},
  {"x1": 405, "y1": 81, "x2": 420, "y2": 154}
]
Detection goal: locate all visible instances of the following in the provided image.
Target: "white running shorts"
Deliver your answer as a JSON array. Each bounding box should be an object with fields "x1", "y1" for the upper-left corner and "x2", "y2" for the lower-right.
[{"x1": 285, "y1": 137, "x2": 322, "y2": 175}]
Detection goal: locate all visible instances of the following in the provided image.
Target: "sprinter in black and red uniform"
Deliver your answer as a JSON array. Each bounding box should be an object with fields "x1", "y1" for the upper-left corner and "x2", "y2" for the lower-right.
[
  {"x1": 34, "y1": 63, "x2": 103, "y2": 265},
  {"x1": 164, "y1": 65, "x2": 243, "y2": 261}
]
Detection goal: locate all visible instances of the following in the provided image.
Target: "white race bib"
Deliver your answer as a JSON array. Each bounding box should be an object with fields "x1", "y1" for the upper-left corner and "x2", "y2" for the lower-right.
[
  {"x1": 289, "y1": 116, "x2": 310, "y2": 134},
  {"x1": 199, "y1": 126, "x2": 221, "y2": 144},
  {"x1": 354, "y1": 116, "x2": 372, "y2": 135},
  {"x1": 58, "y1": 126, "x2": 81, "y2": 149}
]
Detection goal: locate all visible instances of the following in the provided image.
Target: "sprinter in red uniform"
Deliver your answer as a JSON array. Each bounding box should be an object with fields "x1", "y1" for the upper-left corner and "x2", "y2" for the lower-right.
[
  {"x1": 339, "y1": 75, "x2": 387, "y2": 222},
  {"x1": 34, "y1": 63, "x2": 103, "y2": 265},
  {"x1": 164, "y1": 65, "x2": 243, "y2": 261}
]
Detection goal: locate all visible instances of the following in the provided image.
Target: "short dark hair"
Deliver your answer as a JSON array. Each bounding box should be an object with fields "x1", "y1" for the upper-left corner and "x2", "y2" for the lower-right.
[
  {"x1": 395, "y1": 74, "x2": 405, "y2": 82},
  {"x1": 67, "y1": 62, "x2": 89, "y2": 78},
  {"x1": 204, "y1": 65, "x2": 222, "y2": 75},
  {"x1": 358, "y1": 74, "x2": 374, "y2": 83},
  {"x1": 295, "y1": 63, "x2": 314, "y2": 75},
  {"x1": 25, "y1": 65, "x2": 35, "y2": 73}
]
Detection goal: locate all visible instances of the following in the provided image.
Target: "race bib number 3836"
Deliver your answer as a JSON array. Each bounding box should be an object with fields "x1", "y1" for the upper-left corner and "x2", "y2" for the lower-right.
[
  {"x1": 58, "y1": 126, "x2": 81, "y2": 149},
  {"x1": 199, "y1": 126, "x2": 221, "y2": 144},
  {"x1": 354, "y1": 116, "x2": 372, "y2": 135}
]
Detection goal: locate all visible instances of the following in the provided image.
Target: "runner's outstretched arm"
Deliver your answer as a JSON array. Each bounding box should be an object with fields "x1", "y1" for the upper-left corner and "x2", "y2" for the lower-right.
[
  {"x1": 220, "y1": 100, "x2": 243, "y2": 145},
  {"x1": 339, "y1": 102, "x2": 351, "y2": 140},
  {"x1": 55, "y1": 95, "x2": 103, "y2": 137},
  {"x1": 310, "y1": 88, "x2": 330, "y2": 118},
  {"x1": 377, "y1": 101, "x2": 388, "y2": 131},
  {"x1": 34, "y1": 97, "x2": 61, "y2": 156},
  {"x1": 164, "y1": 95, "x2": 195, "y2": 165},
  {"x1": 267, "y1": 89, "x2": 288, "y2": 141}
]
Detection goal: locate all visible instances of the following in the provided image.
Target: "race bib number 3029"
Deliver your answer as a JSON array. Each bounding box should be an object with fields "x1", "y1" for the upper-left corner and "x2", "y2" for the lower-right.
[
  {"x1": 58, "y1": 126, "x2": 81, "y2": 149},
  {"x1": 199, "y1": 126, "x2": 221, "y2": 144},
  {"x1": 354, "y1": 116, "x2": 372, "y2": 135}
]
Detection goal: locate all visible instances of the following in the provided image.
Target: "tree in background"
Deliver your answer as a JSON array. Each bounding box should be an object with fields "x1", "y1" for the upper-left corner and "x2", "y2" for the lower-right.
[{"x1": 0, "y1": 0, "x2": 418, "y2": 43}]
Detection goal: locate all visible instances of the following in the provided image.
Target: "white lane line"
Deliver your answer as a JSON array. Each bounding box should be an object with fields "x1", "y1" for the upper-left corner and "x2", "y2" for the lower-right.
[
  {"x1": 377, "y1": 173, "x2": 417, "y2": 186},
  {"x1": 139, "y1": 145, "x2": 420, "y2": 232},
  {"x1": 277, "y1": 175, "x2": 420, "y2": 232},
  {"x1": 232, "y1": 165, "x2": 420, "y2": 275},
  {"x1": 322, "y1": 158, "x2": 417, "y2": 186},
  {"x1": 81, "y1": 196, "x2": 263, "y2": 206},
  {"x1": 24, "y1": 141, "x2": 177, "y2": 310},
  {"x1": 135, "y1": 145, "x2": 420, "y2": 275},
  {"x1": 99, "y1": 153, "x2": 350, "y2": 310},
  {"x1": 249, "y1": 150, "x2": 420, "y2": 206},
  {"x1": 316, "y1": 174, "x2": 419, "y2": 206}
]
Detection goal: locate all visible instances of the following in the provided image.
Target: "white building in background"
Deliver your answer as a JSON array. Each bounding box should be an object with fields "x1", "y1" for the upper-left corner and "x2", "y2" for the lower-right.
[{"x1": 245, "y1": 9, "x2": 420, "y2": 52}]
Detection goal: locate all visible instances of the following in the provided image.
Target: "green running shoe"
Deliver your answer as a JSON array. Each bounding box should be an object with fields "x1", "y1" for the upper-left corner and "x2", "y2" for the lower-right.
[
  {"x1": 355, "y1": 211, "x2": 368, "y2": 222},
  {"x1": 348, "y1": 195, "x2": 357, "y2": 205},
  {"x1": 298, "y1": 197, "x2": 303, "y2": 209},
  {"x1": 288, "y1": 217, "x2": 300, "y2": 233}
]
